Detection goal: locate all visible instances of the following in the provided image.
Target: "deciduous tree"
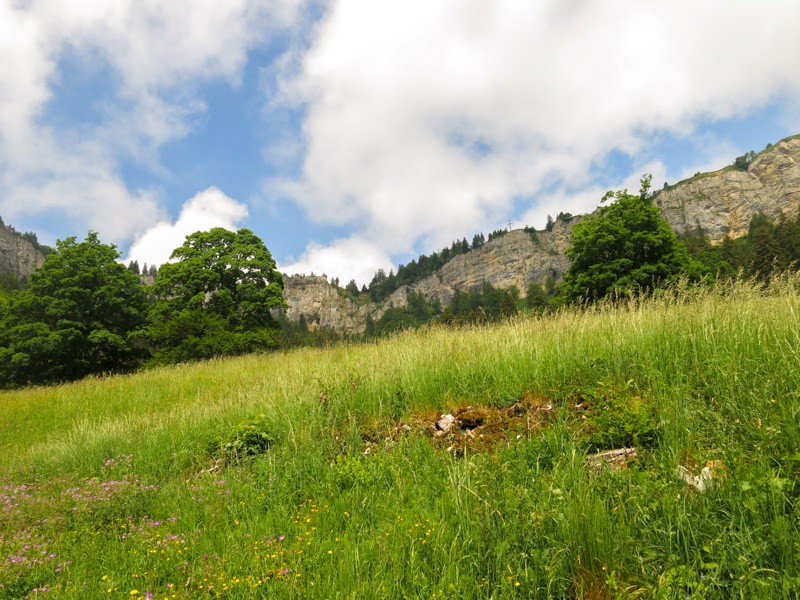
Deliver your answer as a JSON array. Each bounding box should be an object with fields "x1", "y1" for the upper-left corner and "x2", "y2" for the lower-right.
[
  {"x1": 147, "y1": 228, "x2": 286, "y2": 363},
  {"x1": 562, "y1": 176, "x2": 692, "y2": 302},
  {"x1": 0, "y1": 232, "x2": 148, "y2": 386}
]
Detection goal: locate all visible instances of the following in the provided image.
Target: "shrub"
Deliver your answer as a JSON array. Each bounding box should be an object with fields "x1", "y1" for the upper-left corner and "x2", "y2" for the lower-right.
[
  {"x1": 567, "y1": 381, "x2": 659, "y2": 451},
  {"x1": 208, "y1": 415, "x2": 275, "y2": 464}
]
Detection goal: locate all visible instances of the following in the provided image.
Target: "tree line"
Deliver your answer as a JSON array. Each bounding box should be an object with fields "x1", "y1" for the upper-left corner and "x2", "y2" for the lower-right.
[
  {"x1": 3, "y1": 177, "x2": 799, "y2": 386},
  {"x1": 0, "y1": 229, "x2": 286, "y2": 388}
]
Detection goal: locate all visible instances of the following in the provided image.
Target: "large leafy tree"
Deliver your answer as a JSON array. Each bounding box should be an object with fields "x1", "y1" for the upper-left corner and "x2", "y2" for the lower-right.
[
  {"x1": 0, "y1": 232, "x2": 148, "y2": 387},
  {"x1": 562, "y1": 176, "x2": 694, "y2": 302},
  {"x1": 147, "y1": 228, "x2": 287, "y2": 363}
]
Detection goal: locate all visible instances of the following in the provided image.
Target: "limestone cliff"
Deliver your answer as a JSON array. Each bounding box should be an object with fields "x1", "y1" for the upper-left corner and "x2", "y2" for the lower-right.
[
  {"x1": 282, "y1": 217, "x2": 576, "y2": 334},
  {"x1": 380, "y1": 217, "x2": 575, "y2": 313},
  {"x1": 283, "y1": 275, "x2": 374, "y2": 335},
  {"x1": 284, "y1": 134, "x2": 800, "y2": 334},
  {"x1": 0, "y1": 222, "x2": 46, "y2": 280},
  {"x1": 655, "y1": 135, "x2": 800, "y2": 241}
]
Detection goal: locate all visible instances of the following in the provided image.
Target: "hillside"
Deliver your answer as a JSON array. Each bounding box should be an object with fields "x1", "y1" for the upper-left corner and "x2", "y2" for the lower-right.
[
  {"x1": 1, "y1": 280, "x2": 799, "y2": 597},
  {"x1": 283, "y1": 217, "x2": 574, "y2": 335},
  {"x1": 655, "y1": 135, "x2": 800, "y2": 240},
  {"x1": 285, "y1": 135, "x2": 800, "y2": 333}
]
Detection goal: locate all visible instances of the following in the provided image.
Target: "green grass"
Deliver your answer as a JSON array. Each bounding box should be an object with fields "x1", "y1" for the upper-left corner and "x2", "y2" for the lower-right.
[{"x1": 3, "y1": 277, "x2": 800, "y2": 598}]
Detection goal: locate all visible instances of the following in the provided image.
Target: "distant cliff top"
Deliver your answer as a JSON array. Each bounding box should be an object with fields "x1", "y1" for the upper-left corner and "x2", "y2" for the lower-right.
[
  {"x1": 0, "y1": 220, "x2": 47, "y2": 280},
  {"x1": 654, "y1": 135, "x2": 800, "y2": 242},
  {"x1": 283, "y1": 134, "x2": 800, "y2": 333}
]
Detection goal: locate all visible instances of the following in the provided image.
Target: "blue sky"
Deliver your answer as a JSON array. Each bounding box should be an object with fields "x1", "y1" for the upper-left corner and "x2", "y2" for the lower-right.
[{"x1": 2, "y1": 1, "x2": 800, "y2": 285}]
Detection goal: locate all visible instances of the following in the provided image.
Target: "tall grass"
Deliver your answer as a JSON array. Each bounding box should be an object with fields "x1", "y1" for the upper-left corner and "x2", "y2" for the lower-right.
[{"x1": 2, "y1": 277, "x2": 800, "y2": 598}]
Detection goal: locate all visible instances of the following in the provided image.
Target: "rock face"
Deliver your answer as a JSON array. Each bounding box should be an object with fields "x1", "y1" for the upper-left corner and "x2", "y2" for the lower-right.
[
  {"x1": 282, "y1": 217, "x2": 577, "y2": 334},
  {"x1": 0, "y1": 222, "x2": 46, "y2": 280},
  {"x1": 284, "y1": 135, "x2": 800, "y2": 334},
  {"x1": 654, "y1": 136, "x2": 800, "y2": 242},
  {"x1": 381, "y1": 218, "x2": 575, "y2": 312},
  {"x1": 283, "y1": 275, "x2": 374, "y2": 335}
]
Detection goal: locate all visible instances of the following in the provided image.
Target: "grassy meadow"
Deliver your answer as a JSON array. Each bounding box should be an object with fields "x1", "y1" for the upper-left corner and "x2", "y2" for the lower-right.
[{"x1": 2, "y1": 278, "x2": 800, "y2": 598}]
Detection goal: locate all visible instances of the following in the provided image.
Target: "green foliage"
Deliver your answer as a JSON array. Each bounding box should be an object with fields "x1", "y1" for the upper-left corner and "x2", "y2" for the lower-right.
[
  {"x1": 331, "y1": 452, "x2": 394, "y2": 490},
  {"x1": 208, "y1": 415, "x2": 275, "y2": 464},
  {"x1": 563, "y1": 175, "x2": 694, "y2": 302},
  {"x1": 3, "y1": 280, "x2": 800, "y2": 596},
  {"x1": 0, "y1": 272, "x2": 28, "y2": 295},
  {"x1": 568, "y1": 381, "x2": 658, "y2": 451},
  {"x1": 146, "y1": 228, "x2": 286, "y2": 363},
  {"x1": 684, "y1": 212, "x2": 800, "y2": 283},
  {"x1": 345, "y1": 279, "x2": 360, "y2": 295},
  {"x1": 127, "y1": 260, "x2": 141, "y2": 275},
  {"x1": 0, "y1": 232, "x2": 147, "y2": 387},
  {"x1": 525, "y1": 282, "x2": 549, "y2": 313},
  {"x1": 523, "y1": 225, "x2": 538, "y2": 244},
  {"x1": 440, "y1": 283, "x2": 517, "y2": 324},
  {"x1": 365, "y1": 238, "x2": 472, "y2": 302},
  {"x1": 732, "y1": 150, "x2": 756, "y2": 171},
  {"x1": 366, "y1": 291, "x2": 439, "y2": 338},
  {"x1": 487, "y1": 228, "x2": 508, "y2": 241},
  {"x1": 681, "y1": 232, "x2": 735, "y2": 279},
  {"x1": 275, "y1": 313, "x2": 341, "y2": 348}
]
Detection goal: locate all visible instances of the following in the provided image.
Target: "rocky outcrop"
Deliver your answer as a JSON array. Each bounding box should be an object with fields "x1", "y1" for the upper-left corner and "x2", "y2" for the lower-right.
[
  {"x1": 282, "y1": 217, "x2": 577, "y2": 334},
  {"x1": 655, "y1": 135, "x2": 800, "y2": 241},
  {"x1": 381, "y1": 218, "x2": 575, "y2": 313},
  {"x1": 0, "y1": 222, "x2": 46, "y2": 280},
  {"x1": 283, "y1": 275, "x2": 374, "y2": 335},
  {"x1": 283, "y1": 135, "x2": 800, "y2": 334}
]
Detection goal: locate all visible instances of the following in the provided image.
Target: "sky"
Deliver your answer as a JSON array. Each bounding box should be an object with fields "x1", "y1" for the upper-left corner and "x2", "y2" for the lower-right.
[{"x1": 2, "y1": 1, "x2": 800, "y2": 286}]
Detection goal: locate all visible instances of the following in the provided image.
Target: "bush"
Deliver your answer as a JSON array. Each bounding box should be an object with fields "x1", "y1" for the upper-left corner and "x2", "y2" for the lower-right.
[
  {"x1": 567, "y1": 381, "x2": 659, "y2": 451},
  {"x1": 208, "y1": 415, "x2": 275, "y2": 464}
]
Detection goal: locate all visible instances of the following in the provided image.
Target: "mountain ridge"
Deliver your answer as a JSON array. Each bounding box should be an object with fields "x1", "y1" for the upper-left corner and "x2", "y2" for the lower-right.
[
  {"x1": 3, "y1": 134, "x2": 800, "y2": 332},
  {"x1": 284, "y1": 134, "x2": 800, "y2": 332}
]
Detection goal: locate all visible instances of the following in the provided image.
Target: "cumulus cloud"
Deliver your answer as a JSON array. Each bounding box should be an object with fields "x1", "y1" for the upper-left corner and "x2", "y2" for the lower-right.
[
  {"x1": 280, "y1": 237, "x2": 393, "y2": 287},
  {"x1": 124, "y1": 187, "x2": 248, "y2": 268},
  {"x1": 0, "y1": 0, "x2": 305, "y2": 243},
  {"x1": 276, "y1": 0, "x2": 800, "y2": 275}
]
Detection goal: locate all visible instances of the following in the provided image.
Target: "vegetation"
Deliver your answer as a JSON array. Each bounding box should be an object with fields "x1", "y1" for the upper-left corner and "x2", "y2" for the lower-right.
[
  {"x1": 361, "y1": 284, "x2": 520, "y2": 339},
  {"x1": 360, "y1": 238, "x2": 474, "y2": 303},
  {"x1": 346, "y1": 227, "x2": 518, "y2": 304},
  {"x1": 563, "y1": 176, "x2": 697, "y2": 302},
  {"x1": 145, "y1": 228, "x2": 286, "y2": 365},
  {"x1": 0, "y1": 227, "x2": 287, "y2": 387},
  {"x1": 682, "y1": 211, "x2": 800, "y2": 282},
  {"x1": 274, "y1": 314, "x2": 342, "y2": 349},
  {"x1": 0, "y1": 232, "x2": 148, "y2": 386},
  {"x1": 732, "y1": 150, "x2": 757, "y2": 171},
  {"x1": 1, "y1": 278, "x2": 800, "y2": 597}
]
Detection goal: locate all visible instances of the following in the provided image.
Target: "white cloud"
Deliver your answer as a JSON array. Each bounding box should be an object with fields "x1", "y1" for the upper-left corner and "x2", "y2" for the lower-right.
[
  {"x1": 280, "y1": 237, "x2": 393, "y2": 287},
  {"x1": 277, "y1": 0, "x2": 800, "y2": 275},
  {"x1": 519, "y1": 161, "x2": 670, "y2": 230},
  {"x1": 125, "y1": 187, "x2": 248, "y2": 268},
  {"x1": 0, "y1": 0, "x2": 306, "y2": 243}
]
